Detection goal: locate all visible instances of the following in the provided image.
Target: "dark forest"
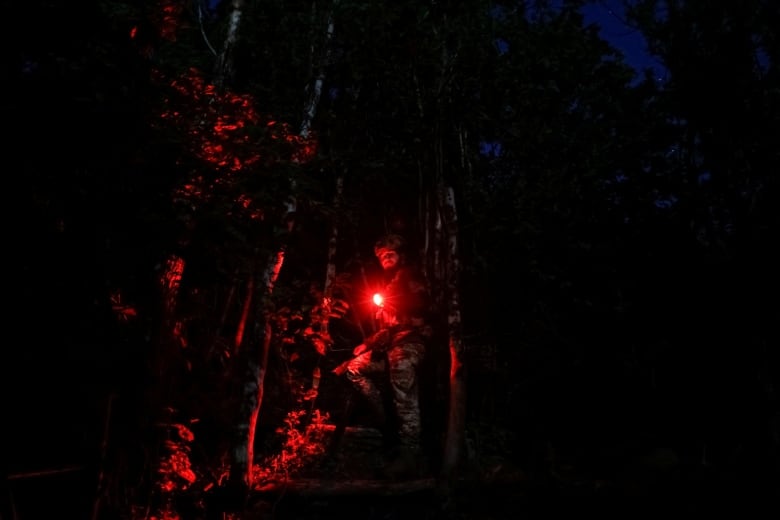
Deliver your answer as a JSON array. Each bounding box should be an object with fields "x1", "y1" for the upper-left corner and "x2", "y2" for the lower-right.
[{"x1": 5, "y1": 1, "x2": 779, "y2": 518}]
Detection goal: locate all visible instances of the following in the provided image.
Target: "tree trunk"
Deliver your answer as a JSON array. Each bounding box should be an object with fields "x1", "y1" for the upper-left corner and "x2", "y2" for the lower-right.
[
  {"x1": 233, "y1": 275, "x2": 254, "y2": 354},
  {"x1": 221, "y1": 0, "x2": 335, "y2": 490},
  {"x1": 214, "y1": 0, "x2": 244, "y2": 88},
  {"x1": 300, "y1": 2, "x2": 336, "y2": 139},
  {"x1": 229, "y1": 250, "x2": 285, "y2": 487},
  {"x1": 438, "y1": 184, "x2": 466, "y2": 476}
]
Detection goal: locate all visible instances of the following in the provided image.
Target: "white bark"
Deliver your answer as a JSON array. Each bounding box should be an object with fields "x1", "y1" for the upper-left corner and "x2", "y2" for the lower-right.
[
  {"x1": 300, "y1": 3, "x2": 337, "y2": 138},
  {"x1": 439, "y1": 184, "x2": 466, "y2": 476},
  {"x1": 215, "y1": 0, "x2": 244, "y2": 86}
]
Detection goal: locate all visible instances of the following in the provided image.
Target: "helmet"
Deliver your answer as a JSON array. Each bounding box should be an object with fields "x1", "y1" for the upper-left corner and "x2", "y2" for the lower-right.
[{"x1": 374, "y1": 233, "x2": 405, "y2": 257}]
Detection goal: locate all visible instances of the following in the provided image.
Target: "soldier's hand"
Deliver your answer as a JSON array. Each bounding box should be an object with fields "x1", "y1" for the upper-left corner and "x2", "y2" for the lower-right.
[
  {"x1": 327, "y1": 298, "x2": 351, "y2": 319},
  {"x1": 352, "y1": 343, "x2": 369, "y2": 356}
]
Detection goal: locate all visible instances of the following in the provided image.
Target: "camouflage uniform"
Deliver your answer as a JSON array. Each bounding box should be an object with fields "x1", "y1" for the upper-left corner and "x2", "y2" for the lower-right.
[{"x1": 344, "y1": 258, "x2": 430, "y2": 471}]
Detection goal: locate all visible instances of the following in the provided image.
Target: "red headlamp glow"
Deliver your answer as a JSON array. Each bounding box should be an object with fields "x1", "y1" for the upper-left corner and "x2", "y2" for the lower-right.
[{"x1": 372, "y1": 293, "x2": 384, "y2": 307}]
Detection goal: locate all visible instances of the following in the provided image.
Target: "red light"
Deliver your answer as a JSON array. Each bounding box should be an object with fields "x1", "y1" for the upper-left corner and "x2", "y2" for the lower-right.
[{"x1": 372, "y1": 293, "x2": 384, "y2": 307}]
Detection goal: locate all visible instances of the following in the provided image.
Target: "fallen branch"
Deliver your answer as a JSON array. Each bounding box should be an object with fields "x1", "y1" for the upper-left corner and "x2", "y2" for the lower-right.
[
  {"x1": 7, "y1": 466, "x2": 85, "y2": 481},
  {"x1": 253, "y1": 476, "x2": 437, "y2": 497}
]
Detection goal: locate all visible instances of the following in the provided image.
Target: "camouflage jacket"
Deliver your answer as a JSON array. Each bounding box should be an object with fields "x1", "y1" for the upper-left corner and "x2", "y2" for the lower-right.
[{"x1": 365, "y1": 265, "x2": 431, "y2": 352}]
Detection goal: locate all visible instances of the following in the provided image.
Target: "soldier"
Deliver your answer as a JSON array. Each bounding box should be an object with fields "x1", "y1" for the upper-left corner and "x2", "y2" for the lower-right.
[{"x1": 340, "y1": 233, "x2": 432, "y2": 479}]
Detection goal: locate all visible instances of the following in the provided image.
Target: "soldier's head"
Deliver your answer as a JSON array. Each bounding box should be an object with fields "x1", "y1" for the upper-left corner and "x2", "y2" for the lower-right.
[{"x1": 374, "y1": 234, "x2": 406, "y2": 271}]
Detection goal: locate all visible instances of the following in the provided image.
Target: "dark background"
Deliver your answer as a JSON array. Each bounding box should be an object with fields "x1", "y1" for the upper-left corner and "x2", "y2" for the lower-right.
[{"x1": 5, "y1": 0, "x2": 779, "y2": 518}]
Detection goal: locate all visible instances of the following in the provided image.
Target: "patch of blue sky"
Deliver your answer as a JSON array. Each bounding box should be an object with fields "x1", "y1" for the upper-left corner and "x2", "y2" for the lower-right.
[
  {"x1": 580, "y1": 1, "x2": 667, "y2": 83},
  {"x1": 654, "y1": 195, "x2": 678, "y2": 209},
  {"x1": 480, "y1": 141, "x2": 503, "y2": 159}
]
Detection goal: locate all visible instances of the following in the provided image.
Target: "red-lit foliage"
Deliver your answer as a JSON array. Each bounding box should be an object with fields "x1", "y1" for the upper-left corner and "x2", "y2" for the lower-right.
[
  {"x1": 110, "y1": 290, "x2": 138, "y2": 322},
  {"x1": 157, "y1": 422, "x2": 197, "y2": 492},
  {"x1": 132, "y1": 3, "x2": 327, "y2": 514},
  {"x1": 253, "y1": 408, "x2": 332, "y2": 485},
  {"x1": 154, "y1": 0, "x2": 184, "y2": 42},
  {"x1": 155, "y1": 68, "x2": 317, "y2": 219},
  {"x1": 161, "y1": 255, "x2": 185, "y2": 295},
  {"x1": 271, "y1": 296, "x2": 335, "y2": 367},
  {"x1": 145, "y1": 408, "x2": 333, "y2": 518},
  {"x1": 159, "y1": 254, "x2": 188, "y2": 349},
  {"x1": 147, "y1": 418, "x2": 199, "y2": 520}
]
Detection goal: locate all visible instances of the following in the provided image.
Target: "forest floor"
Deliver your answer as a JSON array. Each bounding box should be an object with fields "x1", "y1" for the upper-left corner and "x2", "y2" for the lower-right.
[
  {"x1": 237, "y1": 425, "x2": 778, "y2": 520},
  {"x1": 5, "y1": 424, "x2": 776, "y2": 519}
]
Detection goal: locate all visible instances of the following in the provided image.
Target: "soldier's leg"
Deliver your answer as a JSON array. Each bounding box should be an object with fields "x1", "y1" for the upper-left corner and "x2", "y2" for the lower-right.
[
  {"x1": 345, "y1": 350, "x2": 387, "y2": 428},
  {"x1": 385, "y1": 342, "x2": 426, "y2": 478}
]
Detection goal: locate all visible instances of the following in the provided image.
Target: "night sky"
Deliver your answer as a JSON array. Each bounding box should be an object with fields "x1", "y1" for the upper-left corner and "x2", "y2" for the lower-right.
[{"x1": 581, "y1": 0, "x2": 665, "y2": 79}]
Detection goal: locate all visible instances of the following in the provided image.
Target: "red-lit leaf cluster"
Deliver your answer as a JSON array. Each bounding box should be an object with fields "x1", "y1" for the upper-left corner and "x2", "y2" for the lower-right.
[
  {"x1": 160, "y1": 255, "x2": 185, "y2": 295},
  {"x1": 253, "y1": 409, "x2": 331, "y2": 484},
  {"x1": 158, "y1": 69, "x2": 263, "y2": 175},
  {"x1": 154, "y1": 0, "x2": 184, "y2": 42},
  {"x1": 302, "y1": 298, "x2": 333, "y2": 356},
  {"x1": 128, "y1": 0, "x2": 186, "y2": 59},
  {"x1": 154, "y1": 68, "x2": 317, "y2": 218},
  {"x1": 272, "y1": 301, "x2": 332, "y2": 368},
  {"x1": 110, "y1": 290, "x2": 138, "y2": 322},
  {"x1": 156, "y1": 421, "x2": 197, "y2": 493},
  {"x1": 159, "y1": 254, "x2": 188, "y2": 349}
]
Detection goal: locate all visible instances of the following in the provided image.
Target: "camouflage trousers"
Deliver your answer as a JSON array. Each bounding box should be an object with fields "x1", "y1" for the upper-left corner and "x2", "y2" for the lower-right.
[{"x1": 345, "y1": 341, "x2": 426, "y2": 451}]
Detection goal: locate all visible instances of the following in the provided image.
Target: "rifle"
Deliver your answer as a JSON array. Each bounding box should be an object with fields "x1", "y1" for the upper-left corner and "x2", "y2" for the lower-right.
[{"x1": 331, "y1": 292, "x2": 391, "y2": 376}]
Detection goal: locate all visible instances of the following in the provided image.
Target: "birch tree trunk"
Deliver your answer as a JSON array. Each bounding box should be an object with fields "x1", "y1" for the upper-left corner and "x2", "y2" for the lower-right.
[
  {"x1": 214, "y1": 0, "x2": 244, "y2": 88},
  {"x1": 422, "y1": 159, "x2": 467, "y2": 478},
  {"x1": 228, "y1": 249, "x2": 284, "y2": 487},
  {"x1": 223, "y1": 0, "x2": 336, "y2": 489},
  {"x1": 308, "y1": 1, "x2": 340, "y2": 314},
  {"x1": 300, "y1": 3, "x2": 336, "y2": 139},
  {"x1": 418, "y1": 16, "x2": 468, "y2": 473},
  {"x1": 438, "y1": 183, "x2": 466, "y2": 476},
  {"x1": 419, "y1": 119, "x2": 467, "y2": 478}
]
